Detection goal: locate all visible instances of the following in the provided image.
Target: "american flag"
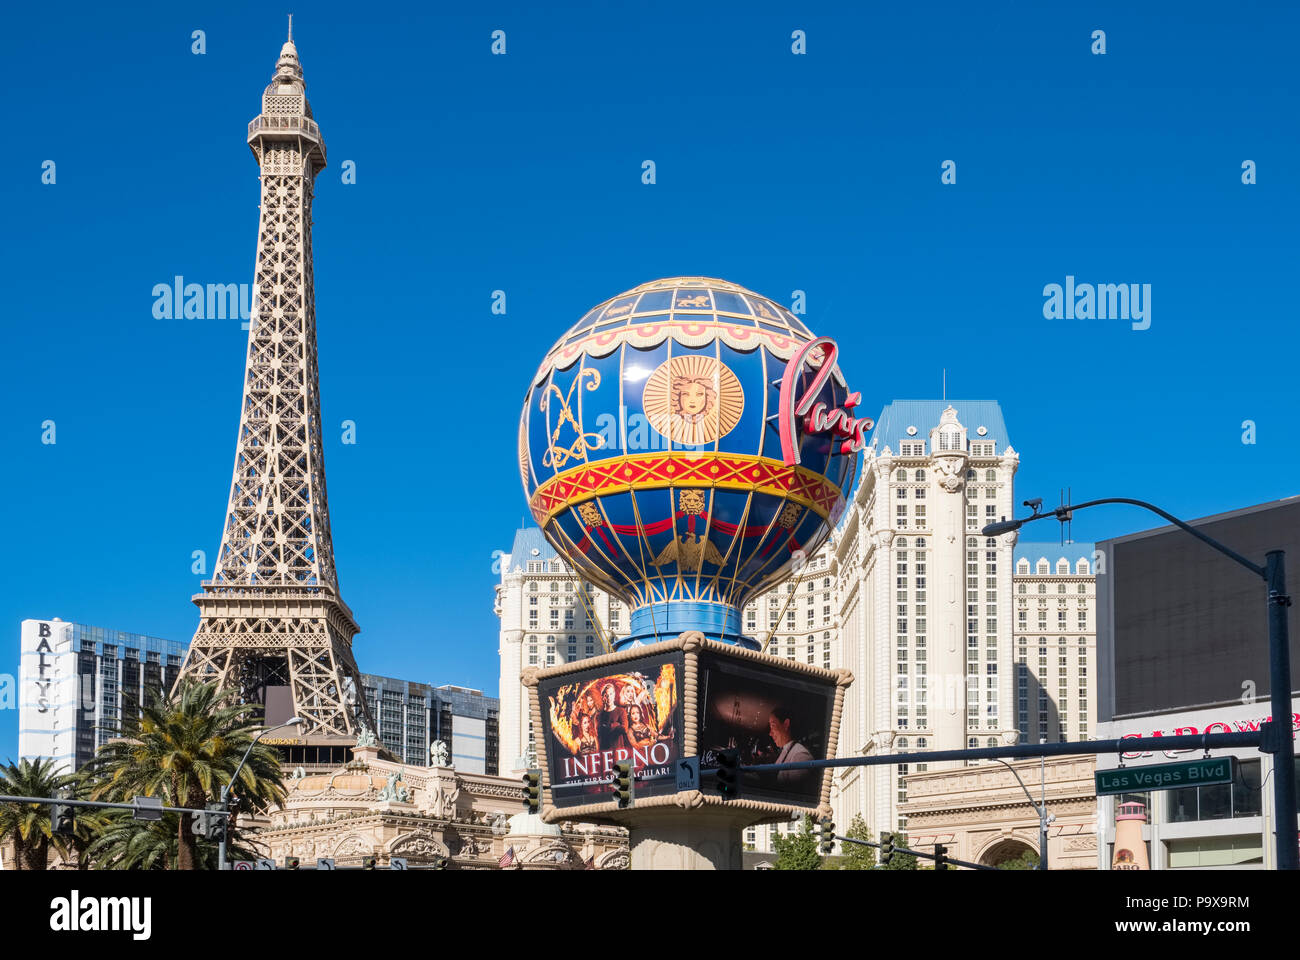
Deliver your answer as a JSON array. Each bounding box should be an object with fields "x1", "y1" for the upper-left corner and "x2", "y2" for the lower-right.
[{"x1": 499, "y1": 846, "x2": 516, "y2": 869}]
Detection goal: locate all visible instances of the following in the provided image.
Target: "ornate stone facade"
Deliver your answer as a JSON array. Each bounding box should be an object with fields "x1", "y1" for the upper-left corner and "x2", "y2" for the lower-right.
[
  {"x1": 897, "y1": 754, "x2": 1097, "y2": 869},
  {"x1": 251, "y1": 744, "x2": 627, "y2": 869}
]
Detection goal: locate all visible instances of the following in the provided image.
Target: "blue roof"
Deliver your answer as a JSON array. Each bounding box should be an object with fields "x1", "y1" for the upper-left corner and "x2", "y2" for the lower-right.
[
  {"x1": 506, "y1": 527, "x2": 557, "y2": 572},
  {"x1": 871, "y1": 400, "x2": 1011, "y2": 454},
  {"x1": 1015, "y1": 541, "x2": 1096, "y2": 566}
]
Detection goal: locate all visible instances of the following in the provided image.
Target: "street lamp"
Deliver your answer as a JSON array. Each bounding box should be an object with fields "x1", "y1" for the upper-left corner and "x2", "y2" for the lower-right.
[
  {"x1": 218, "y1": 717, "x2": 302, "y2": 871},
  {"x1": 984, "y1": 497, "x2": 1297, "y2": 871},
  {"x1": 986, "y1": 757, "x2": 1053, "y2": 870}
]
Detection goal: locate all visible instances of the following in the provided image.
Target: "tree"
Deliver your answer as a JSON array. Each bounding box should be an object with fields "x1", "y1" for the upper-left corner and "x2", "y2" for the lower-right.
[
  {"x1": 884, "y1": 830, "x2": 918, "y2": 870},
  {"x1": 0, "y1": 758, "x2": 77, "y2": 870},
  {"x1": 85, "y1": 810, "x2": 262, "y2": 870},
  {"x1": 87, "y1": 679, "x2": 286, "y2": 870},
  {"x1": 772, "y1": 815, "x2": 823, "y2": 870},
  {"x1": 828, "y1": 814, "x2": 875, "y2": 870},
  {"x1": 997, "y1": 849, "x2": 1040, "y2": 870}
]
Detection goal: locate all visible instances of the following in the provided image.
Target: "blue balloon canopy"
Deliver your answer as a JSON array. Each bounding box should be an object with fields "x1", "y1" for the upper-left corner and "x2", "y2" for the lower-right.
[{"x1": 519, "y1": 277, "x2": 862, "y2": 650}]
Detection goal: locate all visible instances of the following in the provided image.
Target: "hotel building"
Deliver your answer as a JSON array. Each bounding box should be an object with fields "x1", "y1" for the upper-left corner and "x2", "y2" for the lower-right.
[{"x1": 18, "y1": 618, "x2": 189, "y2": 773}]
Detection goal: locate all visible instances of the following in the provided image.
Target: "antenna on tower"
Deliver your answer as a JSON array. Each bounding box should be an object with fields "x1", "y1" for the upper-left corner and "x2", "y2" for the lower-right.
[
  {"x1": 287, "y1": 13, "x2": 293, "y2": 42},
  {"x1": 942, "y1": 368, "x2": 946, "y2": 402}
]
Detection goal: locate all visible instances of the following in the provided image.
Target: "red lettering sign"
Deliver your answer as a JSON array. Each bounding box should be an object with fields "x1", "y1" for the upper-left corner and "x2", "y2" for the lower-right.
[{"x1": 778, "y1": 337, "x2": 873, "y2": 466}]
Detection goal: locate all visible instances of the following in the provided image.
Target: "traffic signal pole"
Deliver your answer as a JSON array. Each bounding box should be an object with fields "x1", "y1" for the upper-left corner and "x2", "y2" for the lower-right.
[
  {"x1": 836, "y1": 834, "x2": 997, "y2": 871},
  {"x1": 740, "y1": 729, "x2": 1265, "y2": 774}
]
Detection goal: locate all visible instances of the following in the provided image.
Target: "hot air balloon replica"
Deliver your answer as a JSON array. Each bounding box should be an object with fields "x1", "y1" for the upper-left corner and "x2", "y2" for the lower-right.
[{"x1": 519, "y1": 278, "x2": 859, "y2": 869}]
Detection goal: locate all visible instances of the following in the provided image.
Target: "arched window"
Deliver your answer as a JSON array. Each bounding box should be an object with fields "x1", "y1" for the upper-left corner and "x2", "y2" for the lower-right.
[
  {"x1": 985, "y1": 469, "x2": 996, "y2": 482},
  {"x1": 896, "y1": 469, "x2": 907, "y2": 481},
  {"x1": 916, "y1": 538, "x2": 927, "y2": 548},
  {"x1": 1058, "y1": 583, "x2": 1066, "y2": 594},
  {"x1": 529, "y1": 582, "x2": 538, "y2": 592},
  {"x1": 917, "y1": 738, "x2": 928, "y2": 748},
  {"x1": 966, "y1": 469, "x2": 976, "y2": 480},
  {"x1": 897, "y1": 537, "x2": 908, "y2": 549},
  {"x1": 967, "y1": 537, "x2": 978, "y2": 547},
  {"x1": 987, "y1": 737, "x2": 998, "y2": 748},
  {"x1": 897, "y1": 737, "x2": 909, "y2": 750},
  {"x1": 914, "y1": 469, "x2": 926, "y2": 481},
  {"x1": 1038, "y1": 584, "x2": 1046, "y2": 594},
  {"x1": 1018, "y1": 583, "x2": 1026, "y2": 594}
]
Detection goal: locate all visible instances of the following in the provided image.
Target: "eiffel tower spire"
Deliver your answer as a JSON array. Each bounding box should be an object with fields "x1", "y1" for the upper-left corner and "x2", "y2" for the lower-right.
[{"x1": 177, "y1": 29, "x2": 373, "y2": 741}]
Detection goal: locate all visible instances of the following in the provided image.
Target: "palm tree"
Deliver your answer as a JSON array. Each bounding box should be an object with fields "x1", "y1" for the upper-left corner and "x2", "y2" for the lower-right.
[
  {"x1": 88, "y1": 679, "x2": 287, "y2": 870},
  {"x1": 85, "y1": 810, "x2": 263, "y2": 870},
  {"x1": 0, "y1": 757, "x2": 77, "y2": 870}
]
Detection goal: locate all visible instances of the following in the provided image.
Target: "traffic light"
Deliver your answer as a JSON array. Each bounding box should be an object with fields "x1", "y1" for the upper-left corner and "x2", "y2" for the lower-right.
[
  {"x1": 880, "y1": 832, "x2": 894, "y2": 866},
  {"x1": 362, "y1": 856, "x2": 377, "y2": 870},
  {"x1": 207, "y1": 803, "x2": 227, "y2": 843},
  {"x1": 51, "y1": 796, "x2": 75, "y2": 837},
  {"x1": 818, "y1": 817, "x2": 835, "y2": 856},
  {"x1": 933, "y1": 843, "x2": 948, "y2": 871},
  {"x1": 611, "y1": 759, "x2": 634, "y2": 809},
  {"x1": 284, "y1": 856, "x2": 301, "y2": 870},
  {"x1": 715, "y1": 748, "x2": 740, "y2": 799},
  {"x1": 190, "y1": 808, "x2": 211, "y2": 840},
  {"x1": 522, "y1": 769, "x2": 542, "y2": 815}
]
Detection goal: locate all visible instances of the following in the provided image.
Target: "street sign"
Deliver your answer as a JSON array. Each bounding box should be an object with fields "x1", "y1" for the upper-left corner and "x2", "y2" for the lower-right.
[
  {"x1": 232, "y1": 861, "x2": 253, "y2": 871},
  {"x1": 255, "y1": 858, "x2": 276, "y2": 870},
  {"x1": 676, "y1": 756, "x2": 700, "y2": 791},
  {"x1": 390, "y1": 857, "x2": 407, "y2": 870},
  {"x1": 132, "y1": 796, "x2": 163, "y2": 822},
  {"x1": 1095, "y1": 756, "x2": 1236, "y2": 796},
  {"x1": 316, "y1": 858, "x2": 336, "y2": 870}
]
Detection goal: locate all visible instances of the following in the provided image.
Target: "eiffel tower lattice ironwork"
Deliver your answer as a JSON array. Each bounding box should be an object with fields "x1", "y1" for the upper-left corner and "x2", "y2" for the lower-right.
[{"x1": 176, "y1": 25, "x2": 373, "y2": 739}]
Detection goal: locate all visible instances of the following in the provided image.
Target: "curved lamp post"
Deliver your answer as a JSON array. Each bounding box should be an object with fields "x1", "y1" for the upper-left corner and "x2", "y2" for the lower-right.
[
  {"x1": 218, "y1": 717, "x2": 302, "y2": 871},
  {"x1": 987, "y1": 757, "x2": 1053, "y2": 870},
  {"x1": 984, "y1": 497, "x2": 1297, "y2": 871}
]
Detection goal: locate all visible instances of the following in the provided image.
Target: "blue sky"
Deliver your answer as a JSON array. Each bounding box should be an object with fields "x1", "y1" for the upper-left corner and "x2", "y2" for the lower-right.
[{"x1": 3, "y1": 1, "x2": 1298, "y2": 760}]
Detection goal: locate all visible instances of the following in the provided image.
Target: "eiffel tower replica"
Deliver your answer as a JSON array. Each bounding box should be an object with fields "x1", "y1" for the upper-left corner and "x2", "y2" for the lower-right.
[{"x1": 177, "y1": 22, "x2": 374, "y2": 744}]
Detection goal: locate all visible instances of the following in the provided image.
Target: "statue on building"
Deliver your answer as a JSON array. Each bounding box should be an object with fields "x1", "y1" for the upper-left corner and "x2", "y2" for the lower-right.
[
  {"x1": 378, "y1": 768, "x2": 409, "y2": 803},
  {"x1": 432, "y1": 740, "x2": 451, "y2": 767},
  {"x1": 355, "y1": 723, "x2": 377, "y2": 748}
]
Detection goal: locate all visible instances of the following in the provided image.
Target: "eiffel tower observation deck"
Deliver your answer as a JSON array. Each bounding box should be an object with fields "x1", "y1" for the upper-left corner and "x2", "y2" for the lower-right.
[{"x1": 177, "y1": 21, "x2": 374, "y2": 747}]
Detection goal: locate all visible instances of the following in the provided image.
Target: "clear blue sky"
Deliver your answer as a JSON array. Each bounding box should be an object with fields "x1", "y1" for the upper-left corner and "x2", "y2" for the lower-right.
[{"x1": 3, "y1": 1, "x2": 1298, "y2": 761}]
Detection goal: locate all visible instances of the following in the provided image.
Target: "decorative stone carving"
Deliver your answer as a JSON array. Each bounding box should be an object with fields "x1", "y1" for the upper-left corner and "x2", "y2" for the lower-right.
[{"x1": 431, "y1": 740, "x2": 451, "y2": 767}]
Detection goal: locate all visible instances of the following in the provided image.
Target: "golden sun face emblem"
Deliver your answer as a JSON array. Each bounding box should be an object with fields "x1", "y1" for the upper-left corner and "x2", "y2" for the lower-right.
[{"x1": 642, "y1": 354, "x2": 744, "y2": 446}]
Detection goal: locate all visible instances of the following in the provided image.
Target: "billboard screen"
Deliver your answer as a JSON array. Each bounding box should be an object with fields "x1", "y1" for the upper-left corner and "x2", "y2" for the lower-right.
[
  {"x1": 538, "y1": 652, "x2": 684, "y2": 809},
  {"x1": 1102, "y1": 498, "x2": 1300, "y2": 718},
  {"x1": 696, "y1": 653, "x2": 836, "y2": 807}
]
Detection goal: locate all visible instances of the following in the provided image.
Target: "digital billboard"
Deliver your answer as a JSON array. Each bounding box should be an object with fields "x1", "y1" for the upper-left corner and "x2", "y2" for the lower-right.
[
  {"x1": 696, "y1": 652, "x2": 837, "y2": 807},
  {"x1": 1098, "y1": 498, "x2": 1300, "y2": 719},
  {"x1": 538, "y1": 652, "x2": 684, "y2": 809}
]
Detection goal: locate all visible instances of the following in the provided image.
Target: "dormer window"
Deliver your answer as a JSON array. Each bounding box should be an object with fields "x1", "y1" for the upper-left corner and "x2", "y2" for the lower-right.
[
  {"x1": 1037, "y1": 560, "x2": 1049, "y2": 575},
  {"x1": 1017, "y1": 559, "x2": 1029, "y2": 574},
  {"x1": 1057, "y1": 559, "x2": 1069, "y2": 574},
  {"x1": 1076, "y1": 558, "x2": 1090, "y2": 575}
]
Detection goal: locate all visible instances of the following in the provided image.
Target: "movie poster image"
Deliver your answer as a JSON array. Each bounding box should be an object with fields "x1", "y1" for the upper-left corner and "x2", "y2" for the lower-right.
[
  {"x1": 697, "y1": 654, "x2": 836, "y2": 807},
  {"x1": 540, "y1": 653, "x2": 684, "y2": 808}
]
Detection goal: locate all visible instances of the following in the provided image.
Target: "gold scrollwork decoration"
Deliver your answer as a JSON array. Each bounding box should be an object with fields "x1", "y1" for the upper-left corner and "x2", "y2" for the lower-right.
[{"x1": 540, "y1": 368, "x2": 604, "y2": 468}]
